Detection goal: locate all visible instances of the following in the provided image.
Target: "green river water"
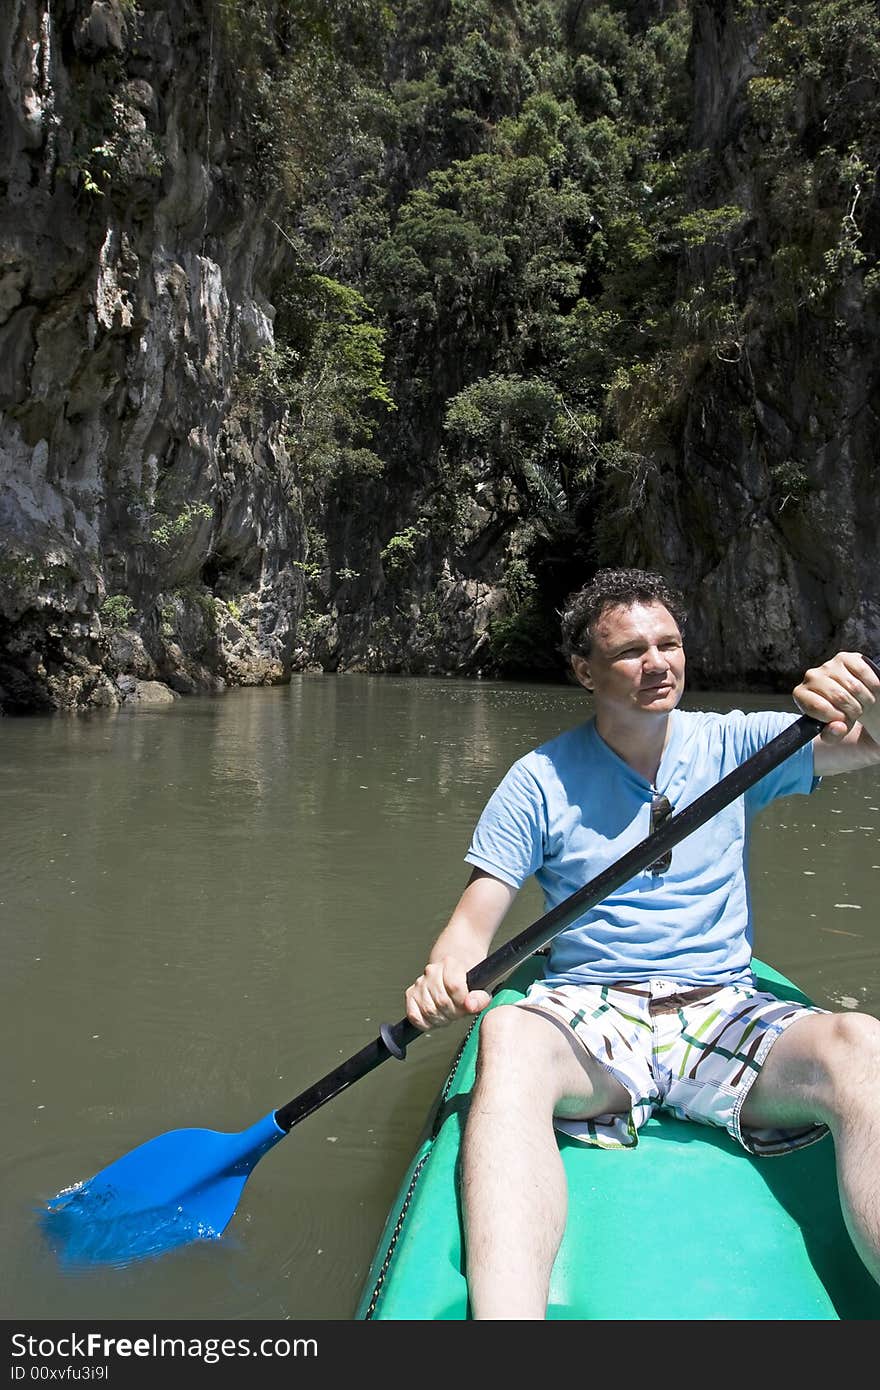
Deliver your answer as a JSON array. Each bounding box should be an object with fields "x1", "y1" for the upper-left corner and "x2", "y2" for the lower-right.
[{"x1": 2, "y1": 674, "x2": 879, "y2": 1321}]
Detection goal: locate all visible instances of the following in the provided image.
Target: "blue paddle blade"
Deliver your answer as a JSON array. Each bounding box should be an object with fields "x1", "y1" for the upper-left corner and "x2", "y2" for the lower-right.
[{"x1": 41, "y1": 1110, "x2": 286, "y2": 1267}]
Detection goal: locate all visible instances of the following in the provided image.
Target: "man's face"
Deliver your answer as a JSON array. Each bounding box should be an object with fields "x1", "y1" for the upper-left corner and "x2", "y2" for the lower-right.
[{"x1": 571, "y1": 601, "x2": 686, "y2": 718}]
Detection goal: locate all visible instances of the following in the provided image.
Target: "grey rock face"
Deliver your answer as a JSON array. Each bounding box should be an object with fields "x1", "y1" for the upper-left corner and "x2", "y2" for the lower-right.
[
  {"x1": 589, "y1": 1, "x2": 880, "y2": 685},
  {"x1": 2, "y1": 2, "x2": 878, "y2": 709},
  {"x1": 0, "y1": 0, "x2": 304, "y2": 712}
]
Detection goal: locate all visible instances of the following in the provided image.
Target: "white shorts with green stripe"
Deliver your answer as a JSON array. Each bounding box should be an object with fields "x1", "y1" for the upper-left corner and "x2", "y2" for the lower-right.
[{"x1": 519, "y1": 977, "x2": 829, "y2": 1156}]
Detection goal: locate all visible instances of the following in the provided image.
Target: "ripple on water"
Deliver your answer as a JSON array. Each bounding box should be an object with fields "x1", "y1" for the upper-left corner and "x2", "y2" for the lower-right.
[{"x1": 40, "y1": 1182, "x2": 222, "y2": 1269}]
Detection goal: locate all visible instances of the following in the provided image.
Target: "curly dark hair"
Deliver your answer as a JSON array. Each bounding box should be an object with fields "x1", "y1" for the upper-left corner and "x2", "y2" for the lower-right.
[{"x1": 559, "y1": 568, "x2": 687, "y2": 659}]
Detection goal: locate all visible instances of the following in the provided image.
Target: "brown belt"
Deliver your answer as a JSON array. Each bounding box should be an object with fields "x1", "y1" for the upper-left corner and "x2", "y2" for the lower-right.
[{"x1": 648, "y1": 986, "x2": 718, "y2": 1016}]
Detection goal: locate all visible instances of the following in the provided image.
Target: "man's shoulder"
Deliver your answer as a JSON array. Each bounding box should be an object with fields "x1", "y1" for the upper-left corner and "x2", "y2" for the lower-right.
[
  {"x1": 672, "y1": 706, "x2": 803, "y2": 771},
  {"x1": 675, "y1": 707, "x2": 724, "y2": 739},
  {"x1": 528, "y1": 718, "x2": 596, "y2": 768},
  {"x1": 487, "y1": 722, "x2": 595, "y2": 799},
  {"x1": 676, "y1": 705, "x2": 789, "y2": 735}
]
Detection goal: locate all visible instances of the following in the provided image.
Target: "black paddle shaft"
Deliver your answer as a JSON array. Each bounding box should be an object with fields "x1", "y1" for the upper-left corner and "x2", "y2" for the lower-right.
[{"x1": 273, "y1": 661, "x2": 880, "y2": 1134}]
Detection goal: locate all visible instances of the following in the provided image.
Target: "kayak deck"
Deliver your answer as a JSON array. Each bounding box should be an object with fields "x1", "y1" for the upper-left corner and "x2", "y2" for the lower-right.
[{"x1": 356, "y1": 959, "x2": 880, "y2": 1320}]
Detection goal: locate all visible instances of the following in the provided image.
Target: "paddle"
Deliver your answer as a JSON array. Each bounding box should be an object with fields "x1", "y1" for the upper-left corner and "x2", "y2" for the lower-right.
[{"x1": 41, "y1": 685, "x2": 872, "y2": 1266}]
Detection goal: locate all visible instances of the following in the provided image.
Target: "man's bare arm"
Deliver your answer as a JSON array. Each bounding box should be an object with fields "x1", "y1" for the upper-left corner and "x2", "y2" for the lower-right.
[{"x1": 405, "y1": 868, "x2": 518, "y2": 1031}]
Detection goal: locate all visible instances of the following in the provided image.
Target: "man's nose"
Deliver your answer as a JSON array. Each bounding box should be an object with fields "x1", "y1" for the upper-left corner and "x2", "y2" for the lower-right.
[{"x1": 643, "y1": 645, "x2": 667, "y2": 670}]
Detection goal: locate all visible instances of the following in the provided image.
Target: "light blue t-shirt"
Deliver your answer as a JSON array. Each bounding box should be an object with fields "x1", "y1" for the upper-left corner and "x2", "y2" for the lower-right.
[{"x1": 465, "y1": 708, "x2": 816, "y2": 988}]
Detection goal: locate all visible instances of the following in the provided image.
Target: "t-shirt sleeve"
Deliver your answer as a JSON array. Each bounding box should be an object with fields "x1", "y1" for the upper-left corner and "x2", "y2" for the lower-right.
[
  {"x1": 737, "y1": 710, "x2": 818, "y2": 816},
  {"x1": 464, "y1": 759, "x2": 547, "y2": 890}
]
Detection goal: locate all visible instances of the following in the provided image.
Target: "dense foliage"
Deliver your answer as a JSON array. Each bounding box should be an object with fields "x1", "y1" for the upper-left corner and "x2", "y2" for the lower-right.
[{"x1": 214, "y1": 0, "x2": 880, "y2": 673}]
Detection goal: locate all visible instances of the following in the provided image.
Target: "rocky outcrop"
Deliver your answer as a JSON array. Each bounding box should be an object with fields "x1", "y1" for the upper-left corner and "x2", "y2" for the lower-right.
[
  {"x1": 2, "y1": 1, "x2": 879, "y2": 711},
  {"x1": 0, "y1": 0, "x2": 304, "y2": 711},
  {"x1": 599, "y1": 0, "x2": 880, "y2": 684}
]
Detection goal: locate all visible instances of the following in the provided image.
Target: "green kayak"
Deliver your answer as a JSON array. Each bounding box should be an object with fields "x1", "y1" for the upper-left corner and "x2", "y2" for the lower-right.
[{"x1": 356, "y1": 957, "x2": 880, "y2": 1320}]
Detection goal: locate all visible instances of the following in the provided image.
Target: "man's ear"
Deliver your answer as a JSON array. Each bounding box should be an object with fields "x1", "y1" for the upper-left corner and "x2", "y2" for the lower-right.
[{"x1": 571, "y1": 654, "x2": 592, "y2": 691}]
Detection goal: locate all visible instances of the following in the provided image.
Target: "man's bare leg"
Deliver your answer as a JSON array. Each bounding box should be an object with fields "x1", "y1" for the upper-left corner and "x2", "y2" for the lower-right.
[
  {"x1": 461, "y1": 1003, "x2": 630, "y2": 1319},
  {"x1": 741, "y1": 1010, "x2": 880, "y2": 1281}
]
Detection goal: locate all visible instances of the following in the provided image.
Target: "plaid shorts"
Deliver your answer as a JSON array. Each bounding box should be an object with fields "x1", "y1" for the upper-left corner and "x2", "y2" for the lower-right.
[{"x1": 520, "y1": 977, "x2": 830, "y2": 1156}]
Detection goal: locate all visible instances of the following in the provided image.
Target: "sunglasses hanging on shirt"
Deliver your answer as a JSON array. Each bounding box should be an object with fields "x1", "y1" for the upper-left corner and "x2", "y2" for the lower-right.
[{"x1": 649, "y1": 793, "x2": 673, "y2": 874}]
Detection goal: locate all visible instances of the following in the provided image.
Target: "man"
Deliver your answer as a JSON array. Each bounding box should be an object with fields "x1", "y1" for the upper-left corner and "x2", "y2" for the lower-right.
[{"x1": 405, "y1": 568, "x2": 880, "y2": 1319}]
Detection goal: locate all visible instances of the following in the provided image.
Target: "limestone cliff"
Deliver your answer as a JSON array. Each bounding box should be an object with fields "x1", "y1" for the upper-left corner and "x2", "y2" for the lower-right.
[
  {"x1": 0, "y1": 0, "x2": 303, "y2": 711},
  {"x1": 601, "y1": 0, "x2": 880, "y2": 685},
  {"x1": 2, "y1": 0, "x2": 879, "y2": 713}
]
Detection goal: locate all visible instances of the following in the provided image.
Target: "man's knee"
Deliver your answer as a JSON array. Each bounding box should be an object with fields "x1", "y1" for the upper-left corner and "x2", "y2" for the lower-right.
[
  {"x1": 821, "y1": 1011, "x2": 880, "y2": 1083},
  {"x1": 474, "y1": 1003, "x2": 570, "y2": 1079},
  {"x1": 476, "y1": 1003, "x2": 531, "y2": 1060},
  {"x1": 798, "y1": 1011, "x2": 880, "y2": 1115},
  {"x1": 469, "y1": 1005, "x2": 551, "y2": 1110}
]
